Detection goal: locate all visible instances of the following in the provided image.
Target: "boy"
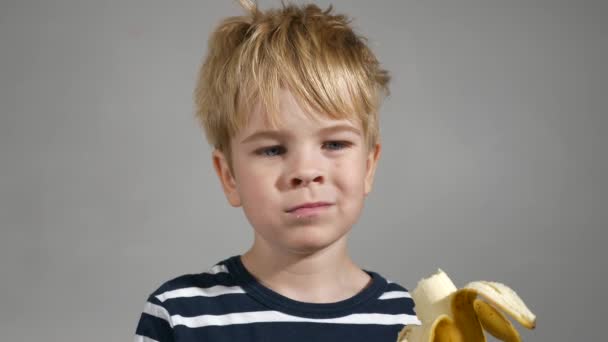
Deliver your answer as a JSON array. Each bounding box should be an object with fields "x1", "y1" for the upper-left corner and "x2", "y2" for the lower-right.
[{"x1": 134, "y1": 0, "x2": 421, "y2": 341}]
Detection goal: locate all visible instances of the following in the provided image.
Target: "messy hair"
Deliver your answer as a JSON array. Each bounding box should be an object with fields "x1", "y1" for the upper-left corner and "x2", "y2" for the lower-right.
[{"x1": 194, "y1": 0, "x2": 391, "y2": 173}]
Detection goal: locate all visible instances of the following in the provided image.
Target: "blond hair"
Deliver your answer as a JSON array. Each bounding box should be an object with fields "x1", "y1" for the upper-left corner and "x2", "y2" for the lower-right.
[{"x1": 194, "y1": 0, "x2": 390, "y2": 173}]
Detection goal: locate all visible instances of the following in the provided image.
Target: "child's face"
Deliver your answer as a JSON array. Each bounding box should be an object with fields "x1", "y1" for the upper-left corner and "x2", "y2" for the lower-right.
[{"x1": 213, "y1": 88, "x2": 381, "y2": 255}]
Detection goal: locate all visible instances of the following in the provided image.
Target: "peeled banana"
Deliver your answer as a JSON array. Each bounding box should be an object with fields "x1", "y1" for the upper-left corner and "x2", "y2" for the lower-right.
[{"x1": 397, "y1": 269, "x2": 536, "y2": 342}]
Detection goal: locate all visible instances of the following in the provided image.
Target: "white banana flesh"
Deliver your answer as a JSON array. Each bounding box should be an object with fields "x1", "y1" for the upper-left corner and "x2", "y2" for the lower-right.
[{"x1": 397, "y1": 269, "x2": 536, "y2": 342}]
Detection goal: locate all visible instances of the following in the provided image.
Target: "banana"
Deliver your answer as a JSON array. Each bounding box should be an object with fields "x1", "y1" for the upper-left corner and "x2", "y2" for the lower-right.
[{"x1": 397, "y1": 269, "x2": 536, "y2": 342}]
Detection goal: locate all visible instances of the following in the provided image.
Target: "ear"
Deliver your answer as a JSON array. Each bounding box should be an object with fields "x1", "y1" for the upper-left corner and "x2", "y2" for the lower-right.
[
  {"x1": 364, "y1": 142, "x2": 382, "y2": 196},
  {"x1": 212, "y1": 149, "x2": 242, "y2": 207}
]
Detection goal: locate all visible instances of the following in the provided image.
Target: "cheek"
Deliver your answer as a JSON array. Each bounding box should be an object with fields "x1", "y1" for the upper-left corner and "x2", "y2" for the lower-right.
[
  {"x1": 333, "y1": 157, "x2": 367, "y2": 193},
  {"x1": 236, "y1": 171, "x2": 276, "y2": 225},
  {"x1": 239, "y1": 173, "x2": 263, "y2": 195},
  {"x1": 235, "y1": 165, "x2": 277, "y2": 204}
]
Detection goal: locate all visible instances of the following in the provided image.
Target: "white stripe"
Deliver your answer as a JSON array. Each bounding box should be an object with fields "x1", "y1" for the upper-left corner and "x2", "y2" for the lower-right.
[
  {"x1": 156, "y1": 285, "x2": 246, "y2": 302},
  {"x1": 378, "y1": 291, "x2": 413, "y2": 300},
  {"x1": 134, "y1": 334, "x2": 160, "y2": 342},
  {"x1": 143, "y1": 302, "x2": 172, "y2": 327},
  {"x1": 154, "y1": 264, "x2": 233, "y2": 302},
  {"x1": 207, "y1": 264, "x2": 229, "y2": 274},
  {"x1": 171, "y1": 310, "x2": 421, "y2": 328}
]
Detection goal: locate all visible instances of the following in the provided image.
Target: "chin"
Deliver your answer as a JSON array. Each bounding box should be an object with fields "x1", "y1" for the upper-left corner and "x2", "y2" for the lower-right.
[
  {"x1": 284, "y1": 243, "x2": 334, "y2": 256},
  {"x1": 281, "y1": 229, "x2": 347, "y2": 254}
]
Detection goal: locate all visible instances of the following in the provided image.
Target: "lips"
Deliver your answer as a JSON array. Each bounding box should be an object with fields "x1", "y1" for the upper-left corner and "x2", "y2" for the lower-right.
[{"x1": 286, "y1": 201, "x2": 333, "y2": 213}]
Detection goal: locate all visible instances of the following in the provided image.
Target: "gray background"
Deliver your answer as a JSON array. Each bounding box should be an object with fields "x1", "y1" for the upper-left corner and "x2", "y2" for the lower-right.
[{"x1": 1, "y1": 0, "x2": 606, "y2": 340}]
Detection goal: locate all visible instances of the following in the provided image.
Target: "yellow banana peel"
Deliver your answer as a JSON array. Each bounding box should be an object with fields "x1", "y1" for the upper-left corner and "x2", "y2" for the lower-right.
[{"x1": 397, "y1": 269, "x2": 536, "y2": 342}]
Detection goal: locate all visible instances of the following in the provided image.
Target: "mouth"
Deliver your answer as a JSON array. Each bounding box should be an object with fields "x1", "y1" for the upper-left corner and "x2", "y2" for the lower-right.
[
  {"x1": 286, "y1": 202, "x2": 333, "y2": 212},
  {"x1": 285, "y1": 202, "x2": 333, "y2": 217}
]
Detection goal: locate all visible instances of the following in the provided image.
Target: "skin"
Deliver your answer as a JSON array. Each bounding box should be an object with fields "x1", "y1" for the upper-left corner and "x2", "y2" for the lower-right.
[{"x1": 212, "y1": 88, "x2": 381, "y2": 303}]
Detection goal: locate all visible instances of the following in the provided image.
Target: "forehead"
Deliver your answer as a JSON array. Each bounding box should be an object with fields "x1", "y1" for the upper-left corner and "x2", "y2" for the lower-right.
[{"x1": 241, "y1": 88, "x2": 361, "y2": 133}]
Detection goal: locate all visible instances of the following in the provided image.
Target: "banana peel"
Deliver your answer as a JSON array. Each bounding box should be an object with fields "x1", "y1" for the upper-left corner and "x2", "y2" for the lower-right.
[{"x1": 397, "y1": 269, "x2": 536, "y2": 342}]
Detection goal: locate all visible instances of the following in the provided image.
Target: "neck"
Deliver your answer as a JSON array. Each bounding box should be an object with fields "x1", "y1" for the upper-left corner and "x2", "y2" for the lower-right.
[{"x1": 240, "y1": 234, "x2": 372, "y2": 303}]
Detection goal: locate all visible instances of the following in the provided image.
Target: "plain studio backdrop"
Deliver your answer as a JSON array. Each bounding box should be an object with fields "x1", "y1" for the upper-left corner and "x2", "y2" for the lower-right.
[{"x1": 1, "y1": 0, "x2": 606, "y2": 340}]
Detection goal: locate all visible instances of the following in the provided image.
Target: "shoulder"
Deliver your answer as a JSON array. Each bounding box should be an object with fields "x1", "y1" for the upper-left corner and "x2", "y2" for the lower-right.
[
  {"x1": 369, "y1": 271, "x2": 418, "y2": 313},
  {"x1": 137, "y1": 257, "x2": 244, "y2": 329},
  {"x1": 134, "y1": 258, "x2": 240, "y2": 340},
  {"x1": 146, "y1": 259, "x2": 234, "y2": 303},
  {"x1": 367, "y1": 269, "x2": 413, "y2": 295}
]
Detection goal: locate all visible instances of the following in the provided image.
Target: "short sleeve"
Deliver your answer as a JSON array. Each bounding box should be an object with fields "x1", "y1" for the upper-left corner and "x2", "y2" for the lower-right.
[{"x1": 133, "y1": 293, "x2": 175, "y2": 342}]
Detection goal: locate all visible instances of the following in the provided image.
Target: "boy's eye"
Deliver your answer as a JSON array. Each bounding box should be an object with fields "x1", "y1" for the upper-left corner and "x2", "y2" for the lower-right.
[
  {"x1": 255, "y1": 141, "x2": 351, "y2": 157},
  {"x1": 323, "y1": 141, "x2": 350, "y2": 150},
  {"x1": 257, "y1": 145, "x2": 286, "y2": 157}
]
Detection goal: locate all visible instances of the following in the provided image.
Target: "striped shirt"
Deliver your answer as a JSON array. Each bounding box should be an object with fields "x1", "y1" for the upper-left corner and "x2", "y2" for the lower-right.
[{"x1": 134, "y1": 255, "x2": 421, "y2": 341}]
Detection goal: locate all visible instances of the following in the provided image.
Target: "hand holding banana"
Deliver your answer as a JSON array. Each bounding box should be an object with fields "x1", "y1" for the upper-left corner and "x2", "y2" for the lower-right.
[{"x1": 397, "y1": 270, "x2": 536, "y2": 342}]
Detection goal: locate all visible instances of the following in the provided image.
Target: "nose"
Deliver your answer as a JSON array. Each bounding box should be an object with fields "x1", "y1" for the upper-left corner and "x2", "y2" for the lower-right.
[
  {"x1": 286, "y1": 150, "x2": 325, "y2": 188},
  {"x1": 290, "y1": 171, "x2": 324, "y2": 188}
]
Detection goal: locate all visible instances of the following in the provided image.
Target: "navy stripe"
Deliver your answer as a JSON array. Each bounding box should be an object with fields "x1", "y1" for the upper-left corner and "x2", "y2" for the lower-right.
[
  {"x1": 385, "y1": 282, "x2": 411, "y2": 292},
  {"x1": 367, "y1": 297, "x2": 417, "y2": 315},
  {"x1": 173, "y1": 321, "x2": 404, "y2": 341},
  {"x1": 148, "y1": 294, "x2": 165, "y2": 306},
  {"x1": 150, "y1": 272, "x2": 235, "y2": 297},
  {"x1": 163, "y1": 293, "x2": 266, "y2": 316},
  {"x1": 135, "y1": 312, "x2": 173, "y2": 342}
]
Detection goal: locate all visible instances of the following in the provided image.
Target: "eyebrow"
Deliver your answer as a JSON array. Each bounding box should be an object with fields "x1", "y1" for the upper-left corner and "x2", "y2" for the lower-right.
[{"x1": 240, "y1": 124, "x2": 362, "y2": 144}]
